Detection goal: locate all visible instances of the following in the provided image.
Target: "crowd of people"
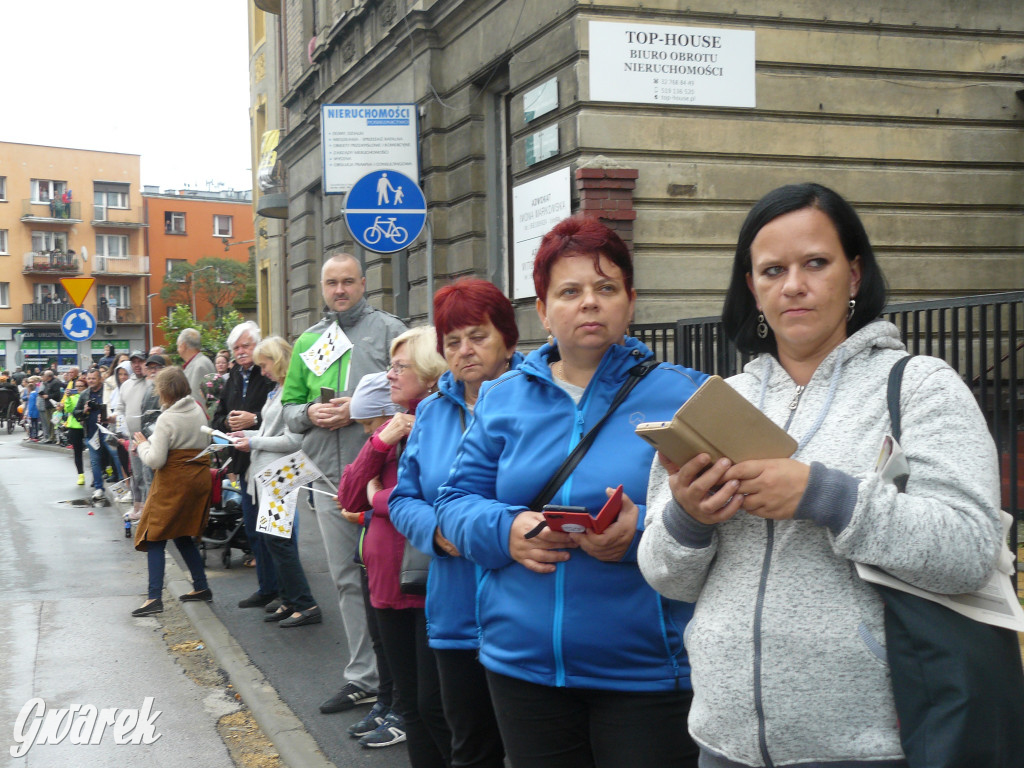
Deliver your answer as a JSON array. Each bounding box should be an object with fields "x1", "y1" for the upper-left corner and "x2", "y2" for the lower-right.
[{"x1": 7, "y1": 186, "x2": 1013, "y2": 768}]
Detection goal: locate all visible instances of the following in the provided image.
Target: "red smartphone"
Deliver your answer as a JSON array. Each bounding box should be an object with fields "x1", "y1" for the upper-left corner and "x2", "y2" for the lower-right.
[{"x1": 542, "y1": 485, "x2": 624, "y2": 534}]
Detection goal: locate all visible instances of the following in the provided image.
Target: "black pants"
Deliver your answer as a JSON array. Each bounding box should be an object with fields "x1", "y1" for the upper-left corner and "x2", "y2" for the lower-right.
[
  {"x1": 374, "y1": 606, "x2": 451, "y2": 768},
  {"x1": 485, "y1": 670, "x2": 698, "y2": 768},
  {"x1": 434, "y1": 648, "x2": 504, "y2": 768},
  {"x1": 361, "y1": 570, "x2": 393, "y2": 707},
  {"x1": 67, "y1": 427, "x2": 84, "y2": 473}
]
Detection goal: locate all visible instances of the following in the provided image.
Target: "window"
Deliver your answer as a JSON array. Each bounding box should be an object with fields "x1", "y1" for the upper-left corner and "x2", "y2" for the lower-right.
[
  {"x1": 31, "y1": 231, "x2": 68, "y2": 253},
  {"x1": 0, "y1": 283, "x2": 9, "y2": 308},
  {"x1": 98, "y1": 284, "x2": 130, "y2": 309},
  {"x1": 0, "y1": 176, "x2": 6, "y2": 201},
  {"x1": 0, "y1": 230, "x2": 7, "y2": 255},
  {"x1": 213, "y1": 215, "x2": 233, "y2": 237},
  {"x1": 93, "y1": 182, "x2": 130, "y2": 219},
  {"x1": 165, "y1": 211, "x2": 186, "y2": 234},
  {"x1": 96, "y1": 234, "x2": 129, "y2": 258},
  {"x1": 34, "y1": 283, "x2": 68, "y2": 304},
  {"x1": 167, "y1": 258, "x2": 187, "y2": 282},
  {"x1": 31, "y1": 179, "x2": 66, "y2": 203}
]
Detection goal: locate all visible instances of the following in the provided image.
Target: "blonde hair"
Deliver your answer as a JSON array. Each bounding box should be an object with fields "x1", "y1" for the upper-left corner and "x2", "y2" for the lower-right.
[
  {"x1": 390, "y1": 326, "x2": 446, "y2": 387},
  {"x1": 253, "y1": 336, "x2": 293, "y2": 382},
  {"x1": 154, "y1": 366, "x2": 191, "y2": 406}
]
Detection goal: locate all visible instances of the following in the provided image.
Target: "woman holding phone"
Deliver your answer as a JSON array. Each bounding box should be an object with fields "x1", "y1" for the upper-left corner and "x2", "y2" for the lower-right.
[{"x1": 435, "y1": 217, "x2": 706, "y2": 768}]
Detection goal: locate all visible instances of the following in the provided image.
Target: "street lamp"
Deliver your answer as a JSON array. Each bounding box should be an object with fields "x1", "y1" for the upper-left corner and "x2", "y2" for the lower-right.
[
  {"x1": 146, "y1": 293, "x2": 159, "y2": 351},
  {"x1": 189, "y1": 265, "x2": 215, "y2": 320}
]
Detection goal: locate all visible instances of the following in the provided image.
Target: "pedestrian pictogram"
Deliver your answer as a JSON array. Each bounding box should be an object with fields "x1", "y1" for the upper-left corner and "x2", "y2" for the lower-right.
[
  {"x1": 344, "y1": 170, "x2": 426, "y2": 254},
  {"x1": 59, "y1": 277, "x2": 95, "y2": 308},
  {"x1": 62, "y1": 309, "x2": 97, "y2": 342}
]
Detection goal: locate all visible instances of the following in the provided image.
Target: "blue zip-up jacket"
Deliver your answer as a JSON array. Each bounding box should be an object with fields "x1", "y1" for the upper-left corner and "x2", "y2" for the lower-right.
[
  {"x1": 435, "y1": 337, "x2": 707, "y2": 691},
  {"x1": 391, "y1": 352, "x2": 525, "y2": 650}
]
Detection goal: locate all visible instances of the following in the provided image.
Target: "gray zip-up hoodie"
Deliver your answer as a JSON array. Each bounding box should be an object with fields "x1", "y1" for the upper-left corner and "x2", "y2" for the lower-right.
[{"x1": 639, "y1": 320, "x2": 1002, "y2": 767}]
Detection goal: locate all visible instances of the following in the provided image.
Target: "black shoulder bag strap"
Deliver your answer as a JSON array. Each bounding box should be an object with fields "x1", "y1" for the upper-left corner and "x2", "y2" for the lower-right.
[
  {"x1": 886, "y1": 355, "x2": 912, "y2": 493},
  {"x1": 528, "y1": 359, "x2": 659, "y2": 511}
]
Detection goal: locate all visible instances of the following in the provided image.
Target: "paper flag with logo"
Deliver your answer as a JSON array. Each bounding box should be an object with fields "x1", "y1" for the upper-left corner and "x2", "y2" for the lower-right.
[
  {"x1": 300, "y1": 322, "x2": 353, "y2": 383},
  {"x1": 257, "y1": 487, "x2": 300, "y2": 538},
  {"x1": 255, "y1": 450, "x2": 324, "y2": 500}
]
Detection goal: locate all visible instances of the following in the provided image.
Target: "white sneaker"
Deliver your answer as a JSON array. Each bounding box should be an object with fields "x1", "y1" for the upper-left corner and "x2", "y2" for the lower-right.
[{"x1": 91, "y1": 489, "x2": 105, "y2": 501}]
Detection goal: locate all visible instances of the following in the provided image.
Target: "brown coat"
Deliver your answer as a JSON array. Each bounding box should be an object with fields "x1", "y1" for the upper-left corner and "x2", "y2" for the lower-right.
[{"x1": 134, "y1": 449, "x2": 212, "y2": 551}]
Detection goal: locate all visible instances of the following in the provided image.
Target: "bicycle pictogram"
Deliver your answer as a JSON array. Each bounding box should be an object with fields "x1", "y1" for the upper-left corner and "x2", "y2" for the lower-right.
[{"x1": 363, "y1": 216, "x2": 409, "y2": 246}]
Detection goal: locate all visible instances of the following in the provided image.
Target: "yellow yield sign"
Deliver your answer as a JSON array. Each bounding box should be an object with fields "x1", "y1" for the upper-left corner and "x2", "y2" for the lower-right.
[{"x1": 60, "y1": 277, "x2": 95, "y2": 308}]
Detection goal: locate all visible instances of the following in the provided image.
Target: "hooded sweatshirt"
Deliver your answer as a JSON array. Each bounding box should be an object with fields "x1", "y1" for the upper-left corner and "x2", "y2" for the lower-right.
[
  {"x1": 390, "y1": 354, "x2": 525, "y2": 649},
  {"x1": 639, "y1": 320, "x2": 1002, "y2": 767},
  {"x1": 282, "y1": 298, "x2": 407, "y2": 485}
]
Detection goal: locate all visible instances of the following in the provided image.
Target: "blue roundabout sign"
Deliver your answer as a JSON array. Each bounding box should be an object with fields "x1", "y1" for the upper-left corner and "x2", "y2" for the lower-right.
[{"x1": 61, "y1": 308, "x2": 97, "y2": 342}]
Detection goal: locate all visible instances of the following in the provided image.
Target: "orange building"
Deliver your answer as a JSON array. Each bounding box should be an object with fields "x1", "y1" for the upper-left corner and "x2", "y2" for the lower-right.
[
  {"x1": 144, "y1": 190, "x2": 254, "y2": 348},
  {"x1": 0, "y1": 142, "x2": 147, "y2": 369}
]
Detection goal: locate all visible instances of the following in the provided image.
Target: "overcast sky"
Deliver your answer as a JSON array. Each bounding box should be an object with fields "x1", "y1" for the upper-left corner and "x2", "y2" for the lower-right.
[{"x1": 1, "y1": 1, "x2": 252, "y2": 192}]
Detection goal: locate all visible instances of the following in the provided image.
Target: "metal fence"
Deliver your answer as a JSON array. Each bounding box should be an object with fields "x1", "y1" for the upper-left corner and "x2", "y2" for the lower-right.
[{"x1": 632, "y1": 290, "x2": 1024, "y2": 568}]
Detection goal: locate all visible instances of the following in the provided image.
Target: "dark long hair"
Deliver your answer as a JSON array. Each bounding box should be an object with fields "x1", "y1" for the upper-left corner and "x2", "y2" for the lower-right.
[{"x1": 721, "y1": 183, "x2": 888, "y2": 355}]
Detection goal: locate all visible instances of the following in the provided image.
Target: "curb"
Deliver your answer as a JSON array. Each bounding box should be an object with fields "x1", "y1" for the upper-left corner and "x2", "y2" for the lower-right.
[{"x1": 165, "y1": 560, "x2": 336, "y2": 768}]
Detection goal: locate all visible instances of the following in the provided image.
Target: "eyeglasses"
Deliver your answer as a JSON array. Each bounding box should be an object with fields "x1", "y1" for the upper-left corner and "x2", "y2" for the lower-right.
[{"x1": 388, "y1": 362, "x2": 413, "y2": 374}]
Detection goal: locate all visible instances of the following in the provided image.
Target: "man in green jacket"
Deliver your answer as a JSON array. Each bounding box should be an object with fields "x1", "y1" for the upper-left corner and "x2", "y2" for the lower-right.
[{"x1": 282, "y1": 252, "x2": 407, "y2": 712}]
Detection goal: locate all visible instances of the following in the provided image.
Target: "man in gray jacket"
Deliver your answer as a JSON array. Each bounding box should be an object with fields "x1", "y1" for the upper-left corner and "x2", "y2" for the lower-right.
[
  {"x1": 283, "y1": 252, "x2": 407, "y2": 713},
  {"x1": 116, "y1": 350, "x2": 151, "y2": 518},
  {"x1": 178, "y1": 327, "x2": 215, "y2": 408}
]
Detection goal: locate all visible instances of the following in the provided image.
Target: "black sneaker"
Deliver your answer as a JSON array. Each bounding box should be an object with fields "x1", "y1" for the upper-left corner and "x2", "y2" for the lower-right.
[
  {"x1": 320, "y1": 682, "x2": 378, "y2": 714},
  {"x1": 237, "y1": 591, "x2": 277, "y2": 608},
  {"x1": 359, "y1": 712, "x2": 406, "y2": 748},
  {"x1": 347, "y1": 702, "x2": 389, "y2": 738}
]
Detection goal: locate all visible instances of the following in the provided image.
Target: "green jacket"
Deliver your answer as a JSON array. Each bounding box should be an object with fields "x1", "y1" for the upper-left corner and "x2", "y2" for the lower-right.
[
  {"x1": 63, "y1": 392, "x2": 83, "y2": 429},
  {"x1": 282, "y1": 299, "x2": 406, "y2": 485}
]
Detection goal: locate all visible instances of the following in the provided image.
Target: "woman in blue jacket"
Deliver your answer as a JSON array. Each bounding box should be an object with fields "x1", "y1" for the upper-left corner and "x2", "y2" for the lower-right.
[
  {"x1": 391, "y1": 278, "x2": 521, "y2": 768},
  {"x1": 435, "y1": 217, "x2": 705, "y2": 768}
]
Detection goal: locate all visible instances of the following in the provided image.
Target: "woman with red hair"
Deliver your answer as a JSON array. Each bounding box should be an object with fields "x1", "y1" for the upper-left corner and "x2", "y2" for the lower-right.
[
  {"x1": 391, "y1": 278, "x2": 521, "y2": 768},
  {"x1": 435, "y1": 217, "x2": 706, "y2": 768}
]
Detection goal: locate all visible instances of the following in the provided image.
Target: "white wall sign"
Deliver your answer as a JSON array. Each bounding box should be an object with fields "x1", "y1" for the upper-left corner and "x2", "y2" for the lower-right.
[
  {"x1": 321, "y1": 104, "x2": 420, "y2": 195},
  {"x1": 525, "y1": 125, "x2": 560, "y2": 167},
  {"x1": 511, "y1": 167, "x2": 571, "y2": 300},
  {"x1": 523, "y1": 78, "x2": 558, "y2": 122},
  {"x1": 589, "y1": 20, "x2": 755, "y2": 108}
]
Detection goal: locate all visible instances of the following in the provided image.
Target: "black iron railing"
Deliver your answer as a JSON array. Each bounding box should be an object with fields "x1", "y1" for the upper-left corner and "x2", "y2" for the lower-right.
[{"x1": 632, "y1": 290, "x2": 1024, "y2": 570}]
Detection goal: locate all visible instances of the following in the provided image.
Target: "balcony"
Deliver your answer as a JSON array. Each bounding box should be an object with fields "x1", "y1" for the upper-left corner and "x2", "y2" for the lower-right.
[
  {"x1": 92, "y1": 255, "x2": 149, "y2": 275},
  {"x1": 92, "y1": 205, "x2": 147, "y2": 228},
  {"x1": 23, "y1": 302, "x2": 138, "y2": 324},
  {"x1": 20, "y1": 199, "x2": 82, "y2": 223},
  {"x1": 23, "y1": 251, "x2": 81, "y2": 275}
]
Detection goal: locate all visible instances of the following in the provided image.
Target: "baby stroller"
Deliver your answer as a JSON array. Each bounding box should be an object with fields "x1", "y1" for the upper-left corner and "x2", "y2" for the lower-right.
[{"x1": 201, "y1": 464, "x2": 251, "y2": 568}]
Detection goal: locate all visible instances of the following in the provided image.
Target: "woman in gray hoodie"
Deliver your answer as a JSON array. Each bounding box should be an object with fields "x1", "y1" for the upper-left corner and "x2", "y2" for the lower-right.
[{"x1": 639, "y1": 183, "x2": 1002, "y2": 768}]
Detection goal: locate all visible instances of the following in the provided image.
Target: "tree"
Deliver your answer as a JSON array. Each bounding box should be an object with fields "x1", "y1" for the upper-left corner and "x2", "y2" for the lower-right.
[
  {"x1": 157, "y1": 304, "x2": 244, "y2": 364},
  {"x1": 160, "y1": 256, "x2": 252, "y2": 322}
]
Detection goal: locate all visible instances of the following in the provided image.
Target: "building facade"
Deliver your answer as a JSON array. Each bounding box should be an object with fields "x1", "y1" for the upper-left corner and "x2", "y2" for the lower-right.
[
  {"x1": 249, "y1": 0, "x2": 290, "y2": 340},
  {"x1": 0, "y1": 142, "x2": 147, "y2": 369},
  {"x1": 260, "y1": 0, "x2": 1023, "y2": 343},
  {"x1": 144, "y1": 190, "x2": 255, "y2": 348}
]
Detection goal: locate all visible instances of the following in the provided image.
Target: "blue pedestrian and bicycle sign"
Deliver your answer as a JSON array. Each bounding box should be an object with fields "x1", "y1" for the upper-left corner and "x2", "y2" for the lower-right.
[
  {"x1": 61, "y1": 308, "x2": 97, "y2": 342},
  {"x1": 344, "y1": 170, "x2": 426, "y2": 253}
]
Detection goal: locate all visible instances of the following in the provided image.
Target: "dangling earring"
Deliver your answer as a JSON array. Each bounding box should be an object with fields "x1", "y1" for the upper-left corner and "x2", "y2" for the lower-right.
[
  {"x1": 847, "y1": 298, "x2": 856, "y2": 321},
  {"x1": 547, "y1": 334, "x2": 554, "y2": 345},
  {"x1": 756, "y1": 313, "x2": 769, "y2": 339}
]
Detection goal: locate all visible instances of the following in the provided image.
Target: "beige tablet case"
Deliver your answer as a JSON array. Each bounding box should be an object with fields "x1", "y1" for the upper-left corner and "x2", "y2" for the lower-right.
[{"x1": 635, "y1": 375, "x2": 797, "y2": 466}]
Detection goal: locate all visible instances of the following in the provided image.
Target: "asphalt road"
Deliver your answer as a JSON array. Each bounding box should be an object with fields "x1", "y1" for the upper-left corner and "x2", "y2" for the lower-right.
[
  {"x1": 1, "y1": 428, "x2": 413, "y2": 768},
  {"x1": 0, "y1": 430, "x2": 236, "y2": 768}
]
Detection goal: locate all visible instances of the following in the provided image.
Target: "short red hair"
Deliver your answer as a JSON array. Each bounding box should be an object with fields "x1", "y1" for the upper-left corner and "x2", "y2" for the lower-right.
[
  {"x1": 433, "y1": 278, "x2": 519, "y2": 353},
  {"x1": 532, "y1": 217, "x2": 634, "y2": 300}
]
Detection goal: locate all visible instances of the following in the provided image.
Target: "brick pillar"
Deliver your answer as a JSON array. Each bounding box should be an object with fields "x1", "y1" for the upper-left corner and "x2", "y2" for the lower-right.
[{"x1": 575, "y1": 167, "x2": 638, "y2": 252}]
